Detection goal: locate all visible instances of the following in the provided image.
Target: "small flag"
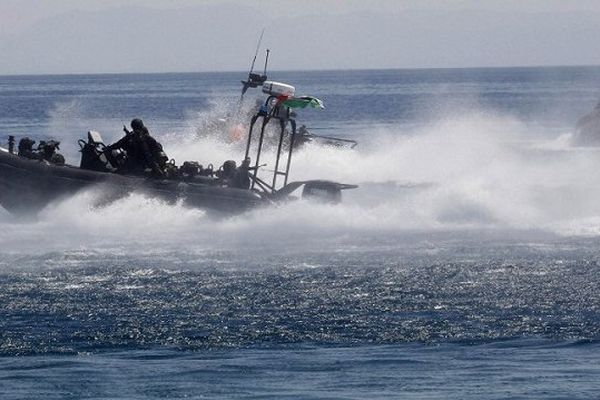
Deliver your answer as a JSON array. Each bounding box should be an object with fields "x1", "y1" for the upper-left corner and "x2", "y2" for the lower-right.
[{"x1": 282, "y1": 96, "x2": 325, "y2": 109}]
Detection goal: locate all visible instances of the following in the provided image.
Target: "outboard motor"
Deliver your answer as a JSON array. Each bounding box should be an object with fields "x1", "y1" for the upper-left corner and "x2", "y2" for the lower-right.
[
  {"x1": 79, "y1": 130, "x2": 116, "y2": 172},
  {"x1": 301, "y1": 181, "x2": 358, "y2": 204}
]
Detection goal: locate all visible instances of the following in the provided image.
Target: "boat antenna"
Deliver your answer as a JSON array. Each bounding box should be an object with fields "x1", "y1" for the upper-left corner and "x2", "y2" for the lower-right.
[
  {"x1": 249, "y1": 28, "x2": 264, "y2": 75},
  {"x1": 263, "y1": 48, "x2": 270, "y2": 76},
  {"x1": 241, "y1": 29, "x2": 268, "y2": 98}
]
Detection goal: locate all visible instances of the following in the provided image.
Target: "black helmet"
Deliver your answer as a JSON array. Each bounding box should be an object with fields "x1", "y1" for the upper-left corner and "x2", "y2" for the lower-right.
[
  {"x1": 131, "y1": 118, "x2": 145, "y2": 131},
  {"x1": 18, "y1": 137, "x2": 35, "y2": 151},
  {"x1": 20, "y1": 137, "x2": 35, "y2": 146}
]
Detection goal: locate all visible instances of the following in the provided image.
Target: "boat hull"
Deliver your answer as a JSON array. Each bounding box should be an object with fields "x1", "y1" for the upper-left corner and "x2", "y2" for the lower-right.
[{"x1": 0, "y1": 149, "x2": 265, "y2": 215}]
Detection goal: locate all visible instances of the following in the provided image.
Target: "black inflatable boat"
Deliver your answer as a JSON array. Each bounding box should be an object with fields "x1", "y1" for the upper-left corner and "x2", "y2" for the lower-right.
[
  {"x1": 0, "y1": 85, "x2": 356, "y2": 215},
  {"x1": 0, "y1": 146, "x2": 269, "y2": 214}
]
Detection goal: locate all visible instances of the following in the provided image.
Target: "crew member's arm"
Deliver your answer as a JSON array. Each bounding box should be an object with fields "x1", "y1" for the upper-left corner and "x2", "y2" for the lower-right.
[{"x1": 107, "y1": 134, "x2": 130, "y2": 150}]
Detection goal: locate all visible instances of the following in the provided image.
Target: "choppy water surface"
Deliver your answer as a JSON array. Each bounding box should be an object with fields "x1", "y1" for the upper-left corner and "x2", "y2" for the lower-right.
[
  {"x1": 1, "y1": 239, "x2": 600, "y2": 398},
  {"x1": 2, "y1": 67, "x2": 600, "y2": 398},
  {"x1": 2, "y1": 241, "x2": 600, "y2": 353}
]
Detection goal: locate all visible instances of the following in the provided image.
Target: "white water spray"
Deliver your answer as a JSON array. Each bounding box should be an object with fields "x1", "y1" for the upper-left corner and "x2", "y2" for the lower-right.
[{"x1": 4, "y1": 110, "x2": 600, "y2": 256}]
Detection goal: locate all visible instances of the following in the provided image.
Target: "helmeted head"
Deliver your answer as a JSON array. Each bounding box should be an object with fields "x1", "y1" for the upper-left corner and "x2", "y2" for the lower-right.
[
  {"x1": 222, "y1": 160, "x2": 237, "y2": 177},
  {"x1": 131, "y1": 118, "x2": 145, "y2": 131},
  {"x1": 18, "y1": 137, "x2": 35, "y2": 151}
]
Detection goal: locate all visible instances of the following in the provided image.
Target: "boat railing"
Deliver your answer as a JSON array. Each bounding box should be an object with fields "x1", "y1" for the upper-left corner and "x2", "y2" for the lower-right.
[{"x1": 244, "y1": 95, "x2": 297, "y2": 194}]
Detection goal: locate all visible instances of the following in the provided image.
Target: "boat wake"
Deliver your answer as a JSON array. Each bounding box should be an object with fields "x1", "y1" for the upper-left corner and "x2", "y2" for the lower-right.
[{"x1": 3, "y1": 111, "x2": 600, "y2": 256}]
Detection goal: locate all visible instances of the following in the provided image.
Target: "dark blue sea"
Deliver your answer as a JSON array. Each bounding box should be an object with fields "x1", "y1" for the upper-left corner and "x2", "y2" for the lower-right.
[{"x1": 2, "y1": 67, "x2": 600, "y2": 398}]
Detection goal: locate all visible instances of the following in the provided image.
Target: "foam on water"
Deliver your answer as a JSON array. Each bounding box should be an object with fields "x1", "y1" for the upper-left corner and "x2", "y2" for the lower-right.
[
  {"x1": 4, "y1": 108, "x2": 600, "y2": 256},
  {"x1": 144, "y1": 110, "x2": 600, "y2": 236}
]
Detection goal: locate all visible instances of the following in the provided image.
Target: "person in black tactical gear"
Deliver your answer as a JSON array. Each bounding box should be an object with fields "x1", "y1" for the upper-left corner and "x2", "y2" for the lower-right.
[
  {"x1": 232, "y1": 157, "x2": 253, "y2": 189},
  {"x1": 217, "y1": 160, "x2": 237, "y2": 185},
  {"x1": 18, "y1": 137, "x2": 65, "y2": 165},
  {"x1": 18, "y1": 137, "x2": 37, "y2": 159},
  {"x1": 108, "y1": 118, "x2": 168, "y2": 177},
  {"x1": 37, "y1": 140, "x2": 65, "y2": 165},
  {"x1": 217, "y1": 159, "x2": 256, "y2": 189}
]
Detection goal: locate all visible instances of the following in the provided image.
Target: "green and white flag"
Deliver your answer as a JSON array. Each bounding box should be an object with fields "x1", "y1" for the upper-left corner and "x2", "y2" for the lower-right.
[{"x1": 282, "y1": 96, "x2": 325, "y2": 109}]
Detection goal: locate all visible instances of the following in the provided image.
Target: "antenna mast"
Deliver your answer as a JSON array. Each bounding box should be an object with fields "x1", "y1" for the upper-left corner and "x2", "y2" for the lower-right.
[
  {"x1": 241, "y1": 29, "x2": 269, "y2": 98},
  {"x1": 249, "y1": 28, "x2": 265, "y2": 75}
]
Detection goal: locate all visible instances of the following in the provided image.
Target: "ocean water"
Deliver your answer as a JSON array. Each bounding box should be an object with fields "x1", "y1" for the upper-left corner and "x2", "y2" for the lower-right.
[{"x1": 2, "y1": 67, "x2": 600, "y2": 398}]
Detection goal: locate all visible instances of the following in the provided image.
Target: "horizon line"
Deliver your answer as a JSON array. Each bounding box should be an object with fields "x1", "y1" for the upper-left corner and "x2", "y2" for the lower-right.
[{"x1": 1, "y1": 63, "x2": 600, "y2": 79}]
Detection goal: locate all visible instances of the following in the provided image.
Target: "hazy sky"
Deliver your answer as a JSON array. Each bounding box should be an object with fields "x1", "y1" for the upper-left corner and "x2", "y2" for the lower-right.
[{"x1": 1, "y1": 0, "x2": 600, "y2": 74}]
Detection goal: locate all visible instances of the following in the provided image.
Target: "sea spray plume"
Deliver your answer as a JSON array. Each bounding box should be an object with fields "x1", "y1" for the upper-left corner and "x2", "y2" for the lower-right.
[
  {"x1": 187, "y1": 97, "x2": 234, "y2": 138},
  {"x1": 0, "y1": 190, "x2": 209, "y2": 253},
  {"x1": 184, "y1": 96, "x2": 261, "y2": 144},
  {"x1": 6, "y1": 112, "x2": 600, "y2": 256},
  {"x1": 45, "y1": 99, "x2": 124, "y2": 163},
  {"x1": 40, "y1": 99, "x2": 85, "y2": 162},
  {"x1": 44, "y1": 95, "x2": 255, "y2": 166},
  {"x1": 274, "y1": 112, "x2": 600, "y2": 232}
]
